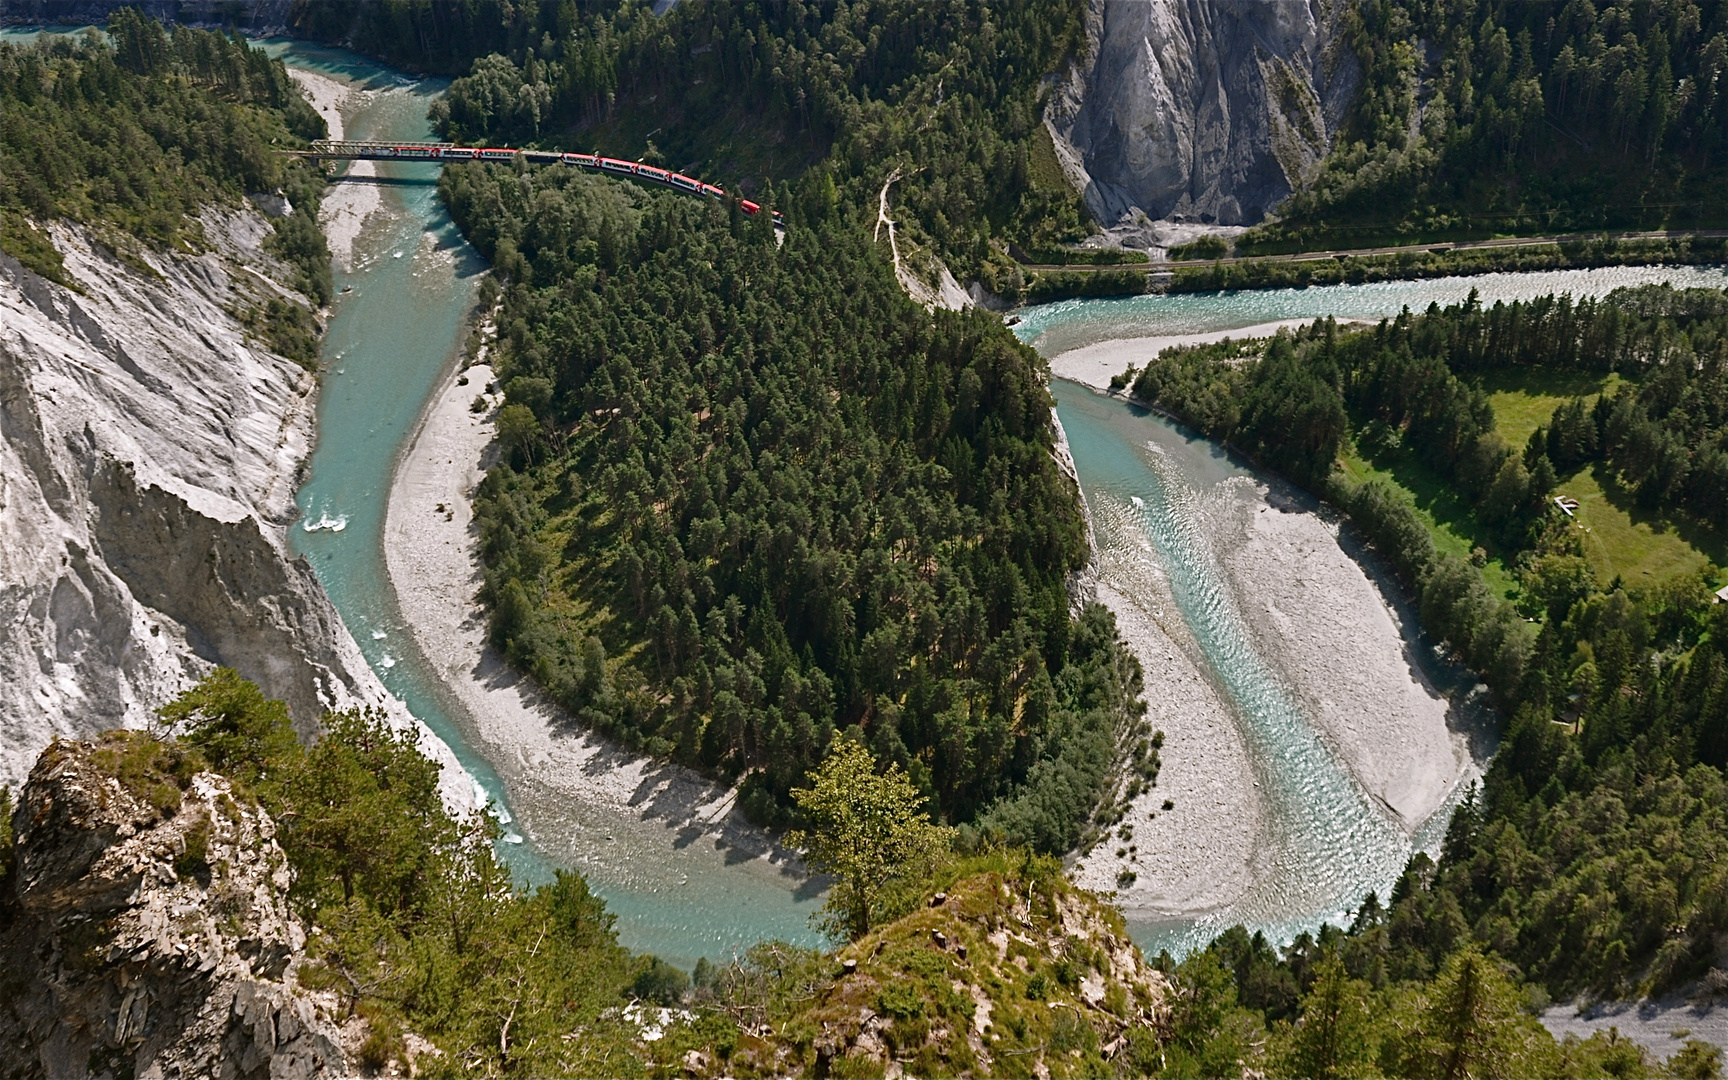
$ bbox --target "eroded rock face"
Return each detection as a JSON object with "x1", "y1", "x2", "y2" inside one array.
[
  {"x1": 0, "y1": 213, "x2": 467, "y2": 804},
  {"x1": 1048, "y1": 0, "x2": 1359, "y2": 229},
  {"x1": 0, "y1": 733, "x2": 345, "y2": 1079}
]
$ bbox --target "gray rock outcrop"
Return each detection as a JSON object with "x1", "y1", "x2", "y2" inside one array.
[
  {"x1": 0, "y1": 211, "x2": 471, "y2": 812},
  {"x1": 1048, "y1": 0, "x2": 1359, "y2": 231},
  {"x1": 0, "y1": 732, "x2": 345, "y2": 1078}
]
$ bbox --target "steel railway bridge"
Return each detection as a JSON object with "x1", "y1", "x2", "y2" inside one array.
[{"x1": 283, "y1": 140, "x2": 784, "y2": 225}]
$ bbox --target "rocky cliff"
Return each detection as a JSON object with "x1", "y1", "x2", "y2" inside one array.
[
  {"x1": 681, "y1": 863, "x2": 1171, "y2": 1078},
  {"x1": 0, "y1": 210, "x2": 465, "y2": 806},
  {"x1": 1048, "y1": 0, "x2": 1359, "y2": 237},
  {"x1": 0, "y1": 731, "x2": 344, "y2": 1078}
]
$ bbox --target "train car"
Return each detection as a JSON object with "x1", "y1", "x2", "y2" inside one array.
[
  {"x1": 562, "y1": 153, "x2": 598, "y2": 168},
  {"x1": 480, "y1": 148, "x2": 517, "y2": 162},
  {"x1": 670, "y1": 173, "x2": 701, "y2": 193},
  {"x1": 772, "y1": 211, "x2": 787, "y2": 227},
  {"x1": 600, "y1": 157, "x2": 634, "y2": 175},
  {"x1": 637, "y1": 165, "x2": 672, "y2": 185},
  {"x1": 701, "y1": 183, "x2": 725, "y2": 199},
  {"x1": 441, "y1": 147, "x2": 481, "y2": 160},
  {"x1": 740, "y1": 199, "x2": 761, "y2": 215},
  {"x1": 395, "y1": 146, "x2": 434, "y2": 159}
]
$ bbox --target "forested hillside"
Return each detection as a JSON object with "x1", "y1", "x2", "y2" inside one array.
[
  {"x1": 0, "y1": 13, "x2": 330, "y2": 357},
  {"x1": 444, "y1": 161, "x2": 1155, "y2": 840},
  {"x1": 1251, "y1": 0, "x2": 1728, "y2": 249},
  {"x1": 1126, "y1": 288, "x2": 1728, "y2": 1072},
  {"x1": 292, "y1": 0, "x2": 1090, "y2": 297}
]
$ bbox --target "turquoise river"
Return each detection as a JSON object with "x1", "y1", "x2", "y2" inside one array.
[
  {"x1": 270, "y1": 44, "x2": 1728, "y2": 964},
  {"x1": 20, "y1": 27, "x2": 1720, "y2": 966}
]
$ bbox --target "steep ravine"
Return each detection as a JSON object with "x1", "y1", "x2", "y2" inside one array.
[
  {"x1": 0, "y1": 210, "x2": 470, "y2": 809},
  {"x1": 1048, "y1": 0, "x2": 1358, "y2": 242}
]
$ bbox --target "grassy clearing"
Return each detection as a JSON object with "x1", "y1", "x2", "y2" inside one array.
[
  {"x1": 1473, "y1": 369, "x2": 1721, "y2": 586},
  {"x1": 1337, "y1": 445, "x2": 1520, "y2": 600},
  {"x1": 1555, "y1": 464, "x2": 1722, "y2": 586},
  {"x1": 1474, "y1": 367, "x2": 1623, "y2": 449}
]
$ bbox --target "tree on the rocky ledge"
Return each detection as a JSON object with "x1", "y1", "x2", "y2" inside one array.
[{"x1": 787, "y1": 739, "x2": 954, "y2": 940}]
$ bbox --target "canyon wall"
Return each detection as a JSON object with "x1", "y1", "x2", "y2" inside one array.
[
  {"x1": 0, "y1": 209, "x2": 462, "y2": 803},
  {"x1": 1048, "y1": 0, "x2": 1359, "y2": 233}
]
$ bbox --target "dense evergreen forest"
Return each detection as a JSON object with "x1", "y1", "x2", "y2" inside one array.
[
  {"x1": 1128, "y1": 287, "x2": 1728, "y2": 1073},
  {"x1": 1252, "y1": 0, "x2": 1728, "y2": 249},
  {"x1": 291, "y1": 0, "x2": 1728, "y2": 257},
  {"x1": 443, "y1": 160, "x2": 1156, "y2": 842},
  {"x1": 0, "y1": 14, "x2": 331, "y2": 356},
  {"x1": 291, "y1": 0, "x2": 1090, "y2": 296}
]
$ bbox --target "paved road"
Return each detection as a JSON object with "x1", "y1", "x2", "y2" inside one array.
[{"x1": 1019, "y1": 229, "x2": 1728, "y2": 274}]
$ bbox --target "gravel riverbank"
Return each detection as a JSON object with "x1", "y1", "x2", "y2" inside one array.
[
  {"x1": 1052, "y1": 325, "x2": 1488, "y2": 938},
  {"x1": 382, "y1": 359, "x2": 808, "y2": 897}
]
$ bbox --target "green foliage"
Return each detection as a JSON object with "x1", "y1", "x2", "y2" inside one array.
[
  {"x1": 1174, "y1": 235, "x2": 1728, "y2": 294},
  {"x1": 447, "y1": 163, "x2": 1145, "y2": 839},
  {"x1": 86, "y1": 730, "x2": 203, "y2": 820},
  {"x1": 1130, "y1": 288, "x2": 1728, "y2": 1073},
  {"x1": 1384, "y1": 945, "x2": 1558, "y2": 1079},
  {"x1": 277, "y1": 708, "x2": 456, "y2": 914},
  {"x1": 1170, "y1": 235, "x2": 1230, "y2": 260},
  {"x1": 1131, "y1": 328, "x2": 1347, "y2": 489},
  {"x1": 1270, "y1": 951, "x2": 1376, "y2": 1080},
  {"x1": 149, "y1": 672, "x2": 642, "y2": 1076},
  {"x1": 1020, "y1": 247, "x2": 1151, "y2": 266},
  {"x1": 0, "y1": 19, "x2": 330, "y2": 307},
  {"x1": 787, "y1": 740, "x2": 955, "y2": 941},
  {"x1": 648, "y1": 858, "x2": 1148, "y2": 1080},
  {"x1": 1024, "y1": 267, "x2": 1153, "y2": 304},
  {"x1": 1667, "y1": 1039, "x2": 1725, "y2": 1080},
  {"x1": 631, "y1": 955, "x2": 690, "y2": 1005},
  {"x1": 158, "y1": 666, "x2": 299, "y2": 790},
  {"x1": 974, "y1": 603, "x2": 1159, "y2": 855},
  {"x1": 1248, "y1": 0, "x2": 1728, "y2": 248},
  {"x1": 0, "y1": 785, "x2": 14, "y2": 897},
  {"x1": 1158, "y1": 947, "x2": 1267, "y2": 1079},
  {"x1": 0, "y1": 208, "x2": 69, "y2": 285},
  {"x1": 379, "y1": 0, "x2": 1089, "y2": 285}
]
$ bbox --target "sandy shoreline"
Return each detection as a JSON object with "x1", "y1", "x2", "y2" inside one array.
[
  {"x1": 1067, "y1": 568, "x2": 1266, "y2": 920},
  {"x1": 1209, "y1": 477, "x2": 1477, "y2": 829},
  {"x1": 1049, "y1": 319, "x2": 1323, "y2": 390},
  {"x1": 383, "y1": 358, "x2": 806, "y2": 893},
  {"x1": 1051, "y1": 319, "x2": 1486, "y2": 933},
  {"x1": 288, "y1": 68, "x2": 382, "y2": 272}
]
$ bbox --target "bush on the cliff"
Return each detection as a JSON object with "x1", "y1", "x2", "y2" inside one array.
[{"x1": 154, "y1": 671, "x2": 642, "y2": 1077}]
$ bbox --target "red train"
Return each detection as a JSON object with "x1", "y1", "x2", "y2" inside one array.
[{"x1": 376, "y1": 144, "x2": 785, "y2": 226}]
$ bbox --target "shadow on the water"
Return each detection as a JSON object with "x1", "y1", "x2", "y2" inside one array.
[{"x1": 329, "y1": 175, "x2": 443, "y2": 188}]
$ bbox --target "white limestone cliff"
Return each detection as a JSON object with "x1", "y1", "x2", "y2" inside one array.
[
  {"x1": 1048, "y1": 0, "x2": 1359, "y2": 239},
  {"x1": 0, "y1": 210, "x2": 470, "y2": 812}
]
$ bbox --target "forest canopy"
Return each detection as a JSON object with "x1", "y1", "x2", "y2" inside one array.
[
  {"x1": 0, "y1": 14, "x2": 332, "y2": 321},
  {"x1": 290, "y1": 0, "x2": 1091, "y2": 298},
  {"x1": 1253, "y1": 0, "x2": 1728, "y2": 247},
  {"x1": 444, "y1": 161, "x2": 1153, "y2": 841},
  {"x1": 1129, "y1": 288, "x2": 1728, "y2": 1022}
]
